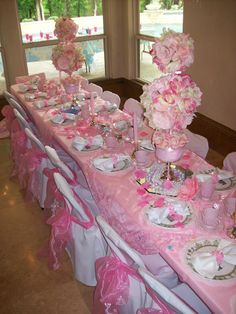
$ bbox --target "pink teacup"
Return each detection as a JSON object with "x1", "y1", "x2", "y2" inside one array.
[
  {"x1": 200, "y1": 178, "x2": 215, "y2": 200},
  {"x1": 135, "y1": 150, "x2": 148, "y2": 168},
  {"x1": 105, "y1": 136, "x2": 118, "y2": 149}
]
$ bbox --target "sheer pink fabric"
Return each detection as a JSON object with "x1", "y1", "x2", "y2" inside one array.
[
  {"x1": 10, "y1": 129, "x2": 28, "y2": 177},
  {"x1": 18, "y1": 148, "x2": 47, "y2": 201},
  {"x1": 45, "y1": 196, "x2": 94, "y2": 270},
  {"x1": 93, "y1": 255, "x2": 172, "y2": 314},
  {"x1": 1, "y1": 105, "x2": 15, "y2": 132},
  {"x1": 43, "y1": 167, "x2": 65, "y2": 219}
]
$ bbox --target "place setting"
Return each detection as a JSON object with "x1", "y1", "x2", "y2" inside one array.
[
  {"x1": 145, "y1": 197, "x2": 192, "y2": 229},
  {"x1": 185, "y1": 238, "x2": 236, "y2": 280},
  {"x1": 91, "y1": 153, "x2": 133, "y2": 174},
  {"x1": 72, "y1": 134, "x2": 104, "y2": 152}
]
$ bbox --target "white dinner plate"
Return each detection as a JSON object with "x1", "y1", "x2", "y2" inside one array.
[
  {"x1": 186, "y1": 239, "x2": 236, "y2": 280},
  {"x1": 92, "y1": 155, "x2": 132, "y2": 173}
]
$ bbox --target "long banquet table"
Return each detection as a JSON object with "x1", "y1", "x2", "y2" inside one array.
[{"x1": 11, "y1": 83, "x2": 236, "y2": 314}]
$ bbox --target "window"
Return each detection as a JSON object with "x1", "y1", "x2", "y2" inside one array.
[
  {"x1": 137, "y1": 0, "x2": 183, "y2": 82},
  {"x1": 17, "y1": 0, "x2": 106, "y2": 80}
]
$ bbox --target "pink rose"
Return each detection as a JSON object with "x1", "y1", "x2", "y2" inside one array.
[
  {"x1": 57, "y1": 56, "x2": 69, "y2": 70},
  {"x1": 151, "y1": 111, "x2": 173, "y2": 130}
]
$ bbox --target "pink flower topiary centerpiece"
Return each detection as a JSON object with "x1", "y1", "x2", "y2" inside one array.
[
  {"x1": 140, "y1": 29, "x2": 202, "y2": 162},
  {"x1": 51, "y1": 17, "x2": 84, "y2": 91}
]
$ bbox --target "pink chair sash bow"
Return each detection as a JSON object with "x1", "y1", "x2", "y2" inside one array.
[
  {"x1": 46, "y1": 194, "x2": 94, "y2": 270},
  {"x1": 43, "y1": 167, "x2": 65, "y2": 208},
  {"x1": 93, "y1": 256, "x2": 173, "y2": 314},
  {"x1": 18, "y1": 147, "x2": 47, "y2": 200},
  {"x1": 1, "y1": 105, "x2": 16, "y2": 132}
]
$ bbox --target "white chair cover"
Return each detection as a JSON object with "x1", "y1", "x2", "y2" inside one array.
[
  {"x1": 10, "y1": 98, "x2": 29, "y2": 120},
  {"x1": 87, "y1": 83, "x2": 103, "y2": 96},
  {"x1": 139, "y1": 267, "x2": 211, "y2": 314},
  {"x1": 223, "y1": 152, "x2": 236, "y2": 174},
  {"x1": 25, "y1": 127, "x2": 45, "y2": 152},
  {"x1": 24, "y1": 128, "x2": 51, "y2": 208},
  {"x1": 184, "y1": 129, "x2": 209, "y2": 159},
  {"x1": 95, "y1": 216, "x2": 179, "y2": 314},
  {"x1": 3, "y1": 90, "x2": 18, "y2": 103},
  {"x1": 13, "y1": 109, "x2": 34, "y2": 135},
  {"x1": 52, "y1": 142, "x2": 90, "y2": 189},
  {"x1": 53, "y1": 173, "x2": 107, "y2": 286},
  {"x1": 123, "y1": 98, "x2": 144, "y2": 117},
  {"x1": 101, "y1": 90, "x2": 121, "y2": 107},
  {"x1": 45, "y1": 145, "x2": 99, "y2": 216}
]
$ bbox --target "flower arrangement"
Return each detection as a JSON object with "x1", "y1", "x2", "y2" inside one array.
[
  {"x1": 141, "y1": 73, "x2": 202, "y2": 132},
  {"x1": 54, "y1": 17, "x2": 78, "y2": 42},
  {"x1": 52, "y1": 42, "x2": 84, "y2": 75},
  {"x1": 150, "y1": 29, "x2": 194, "y2": 74},
  {"x1": 153, "y1": 130, "x2": 188, "y2": 149},
  {"x1": 141, "y1": 30, "x2": 202, "y2": 152}
]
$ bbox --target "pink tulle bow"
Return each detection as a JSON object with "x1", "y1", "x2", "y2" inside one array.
[
  {"x1": 93, "y1": 256, "x2": 173, "y2": 314},
  {"x1": 43, "y1": 168, "x2": 65, "y2": 208},
  {"x1": 1, "y1": 105, "x2": 15, "y2": 131},
  {"x1": 46, "y1": 195, "x2": 94, "y2": 270},
  {"x1": 178, "y1": 176, "x2": 199, "y2": 200}
]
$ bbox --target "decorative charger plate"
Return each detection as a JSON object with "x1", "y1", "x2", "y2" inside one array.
[
  {"x1": 186, "y1": 239, "x2": 236, "y2": 280},
  {"x1": 92, "y1": 155, "x2": 132, "y2": 173},
  {"x1": 137, "y1": 163, "x2": 193, "y2": 197},
  {"x1": 146, "y1": 203, "x2": 192, "y2": 229}
]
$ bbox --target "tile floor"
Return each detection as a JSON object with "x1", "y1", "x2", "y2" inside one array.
[
  {"x1": 0, "y1": 138, "x2": 94, "y2": 314},
  {"x1": 0, "y1": 137, "x2": 224, "y2": 314}
]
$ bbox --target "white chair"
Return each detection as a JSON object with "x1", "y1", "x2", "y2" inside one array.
[
  {"x1": 87, "y1": 83, "x2": 103, "y2": 96},
  {"x1": 10, "y1": 98, "x2": 29, "y2": 121},
  {"x1": 45, "y1": 145, "x2": 99, "y2": 216},
  {"x1": 184, "y1": 129, "x2": 209, "y2": 159},
  {"x1": 13, "y1": 108, "x2": 32, "y2": 131},
  {"x1": 25, "y1": 127, "x2": 45, "y2": 152},
  {"x1": 138, "y1": 267, "x2": 211, "y2": 314},
  {"x1": 101, "y1": 90, "x2": 121, "y2": 108},
  {"x1": 52, "y1": 172, "x2": 107, "y2": 286},
  {"x1": 3, "y1": 90, "x2": 18, "y2": 103},
  {"x1": 95, "y1": 216, "x2": 179, "y2": 314},
  {"x1": 24, "y1": 128, "x2": 51, "y2": 208},
  {"x1": 123, "y1": 98, "x2": 144, "y2": 118},
  {"x1": 223, "y1": 152, "x2": 236, "y2": 174}
]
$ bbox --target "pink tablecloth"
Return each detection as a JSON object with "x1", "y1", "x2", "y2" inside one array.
[{"x1": 11, "y1": 84, "x2": 236, "y2": 314}]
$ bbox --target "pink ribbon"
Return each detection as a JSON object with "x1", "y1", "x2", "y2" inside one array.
[
  {"x1": 43, "y1": 168, "x2": 65, "y2": 209},
  {"x1": 93, "y1": 256, "x2": 173, "y2": 314},
  {"x1": 211, "y1": 249, "x2": 224, "y2": 266},
  {"x1": 18, "y1": 147, "x2": 47, "y2": 198},
  {"x1": 46, "y1": 193, "x2": 94, "y2": 270},
  {"x1": 1, "y1": 105, "x2": 15, "y2": 132}
]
